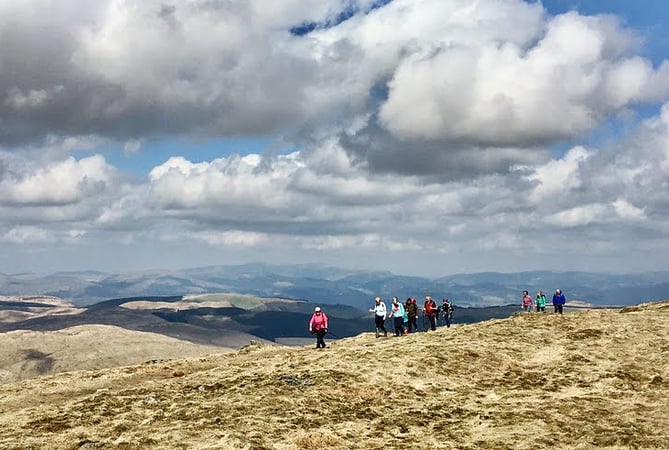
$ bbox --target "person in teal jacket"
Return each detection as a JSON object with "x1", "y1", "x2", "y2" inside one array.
[
  {"x1": 388, "y1": 296, "x2": 406, "y2": 336},
  {"x1": 535, "y1": 290, "x2": 547, "y2": 312}
]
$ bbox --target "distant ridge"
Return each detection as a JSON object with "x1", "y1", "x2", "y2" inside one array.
[{"x1": 1, "y1": 263, "x2": 667, "y2": 308}]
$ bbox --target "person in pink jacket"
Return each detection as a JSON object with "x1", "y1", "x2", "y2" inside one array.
[
  {"x1": 521, "y1": 291, "x2": 534, "y2": 312},
  {"x1": 309, "y1": 306, "x2": 329, "y2": 349}
]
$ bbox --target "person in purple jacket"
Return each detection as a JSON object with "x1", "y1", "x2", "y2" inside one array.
[{"x1": 552, "y1": 289, "x2": 566, "y2": 314}]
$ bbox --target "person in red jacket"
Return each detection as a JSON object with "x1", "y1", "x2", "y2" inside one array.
[
  {"x1": 423, "y1": 296, "x2": 438, "y2": 331},
  {"x1": 309, "y1": 306, "x2": 329, "y2": 349}
]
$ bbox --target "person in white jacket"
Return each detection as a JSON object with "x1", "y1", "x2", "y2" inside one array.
[{"x1": 369, "y1": 296, "x2": 388, "y2": 338}]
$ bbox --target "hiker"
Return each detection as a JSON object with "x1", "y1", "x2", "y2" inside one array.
[
  {"x1": 308, "y1": 306, "x2": 329, "y2": 349},
  {"x1": 402, "y1": 307, "x2": 409, "y2": 334},
  {"x1": 536, "y1": 290, "x2": 547, "y2": 312},
  {"x1": 405, "y1": 297, "x2": 419, "y2": 333},
  {"x1": 369, "y1": 296, "x2": 388, "y2": 338},
  {"x1": 441, "y1": 298, "x2": 454, "y2": 328},
  {"x1": 552, "y1": 289, "x2": 566, "y2": 314},
  {"x1": 388, "y1": 296, "x2": 406, "y2": 336},
  {"x1": 424, "y1": 296, "x2": 438, "y2": 331},
  {"x1": 522, "y1": 290, "x2": 534, "y2": 312}
]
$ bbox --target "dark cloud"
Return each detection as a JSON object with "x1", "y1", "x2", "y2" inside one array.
[{"x1": 337, "y1": 120, "x2": 550, "y2": 180}]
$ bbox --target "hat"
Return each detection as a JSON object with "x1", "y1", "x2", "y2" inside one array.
[{"x1": 314, "y1": 306, "x2": 321, "y2": 312}]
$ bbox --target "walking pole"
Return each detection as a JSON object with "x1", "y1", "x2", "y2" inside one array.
[{"x1": 370, "y1": 310, "x2": 377, "y2": 337}]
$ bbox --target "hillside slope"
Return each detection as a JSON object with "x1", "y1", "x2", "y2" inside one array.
[
  {"x1": 0, "y1": 324, "x2": 232, "y2": 384},
  {"x1": 0, "y1": 302, "x2": 667, "y2": 449}
]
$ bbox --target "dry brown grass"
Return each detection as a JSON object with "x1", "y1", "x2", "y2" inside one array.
[
  {"x1": 0, "y1": 302, "x2": 668, "y2": 449},
  {"x1": 0, "y1": 325, "x2": 230, "y2": 384}
]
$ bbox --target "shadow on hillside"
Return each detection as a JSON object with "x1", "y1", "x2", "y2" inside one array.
[
  {"x1": 0, "y1": 303, "x2": 372, "y2": 347},
  {"x1": 21, "y1": 349, "x2": 54, "y2": 375},
  {"x1": 0, "y1": 304, "x2": 250, "y2": 347}
]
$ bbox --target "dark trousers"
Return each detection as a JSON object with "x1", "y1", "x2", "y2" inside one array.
[
  {"x1": 393, "y1": 317, "x2": 405, "y2": 336},
  {"x1": 554, "y1": 304, "x2": 564, "y2": 314},
  {"x1": 444, "y1": 313, "x2": 452, "y2": 328},
  {"x1": 407, "y1": 315, "x2": 418, "y2": 332},
  {"x1": 428, "y1": 314, "x2": 437, "y2": 331},
  {"x1": 315, "y1": 329, "x2": 327, "y2": 348},
  {"x1": 374, "y1": 315, "x2": 387, "y2": 335}
]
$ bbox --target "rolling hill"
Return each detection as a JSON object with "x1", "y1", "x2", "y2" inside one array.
[
  {"x1": 0, "y1": 293, "x2": 371, "y2": 382},
  {"x1": 1, "y1": 293, "x2": 626, "y2": 384},
  {"x1": 0, "y1": 301, "x2": 667, "y2": 449}
]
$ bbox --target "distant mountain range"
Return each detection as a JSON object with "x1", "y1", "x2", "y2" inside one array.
[{"x1": 1, "y1": 263, "x2": 667, "y2": 309}]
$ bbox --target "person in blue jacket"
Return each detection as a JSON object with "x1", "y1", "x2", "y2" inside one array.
[
  {"x1": 388, "y1": 296, "x2": 406, "y2": 336},
  {"x1": 552, "y1": 289, "x2": 566, "y2": 314}
]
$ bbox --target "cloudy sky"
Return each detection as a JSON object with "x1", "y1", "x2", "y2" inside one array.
[{"x1": 1, "y1": 0, "x2": 668, "y2": 277}]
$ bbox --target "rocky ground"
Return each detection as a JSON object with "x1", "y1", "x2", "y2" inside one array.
[{"x1": 0, "y1": 301, "x2": 667, "y2": 449}]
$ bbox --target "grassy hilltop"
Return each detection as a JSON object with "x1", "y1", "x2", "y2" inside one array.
[{"x1": 1, "y1": 302, "x2": 668, "y2": 449}]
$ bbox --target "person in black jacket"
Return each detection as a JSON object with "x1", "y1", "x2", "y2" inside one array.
[
  {"x1": 405, "y1": 297, "x2": 418, "y2": 333},
  {"x1": 441, "y1": 298, "x2": 454, "y2": 328}
]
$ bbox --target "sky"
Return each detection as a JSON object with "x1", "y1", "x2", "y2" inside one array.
[{"x1": 1, "y1": 0, "x2": 669, "y2": 277}]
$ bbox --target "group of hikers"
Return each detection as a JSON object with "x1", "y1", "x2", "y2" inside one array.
[
  {"x1": 369, "y1": 296, "x2": 454, "y2": 338},
  {"x1": 308, "y1": 296, "x2": 455, "y2": 348},
  {"x1": 522, "y1": 288, "x2": 566, "y2": 314},
  {"x1": 308, "y1": 288, "x2": 567, "y2": 349}
]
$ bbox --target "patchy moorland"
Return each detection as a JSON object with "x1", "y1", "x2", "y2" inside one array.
[{"x1": 0, "y1": 302, "x2": 667, "y2": 449}]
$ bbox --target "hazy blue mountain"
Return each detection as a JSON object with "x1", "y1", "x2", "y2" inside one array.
[{"x1": 1, "y1": 263, "x2": 667, "y2": 309}]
